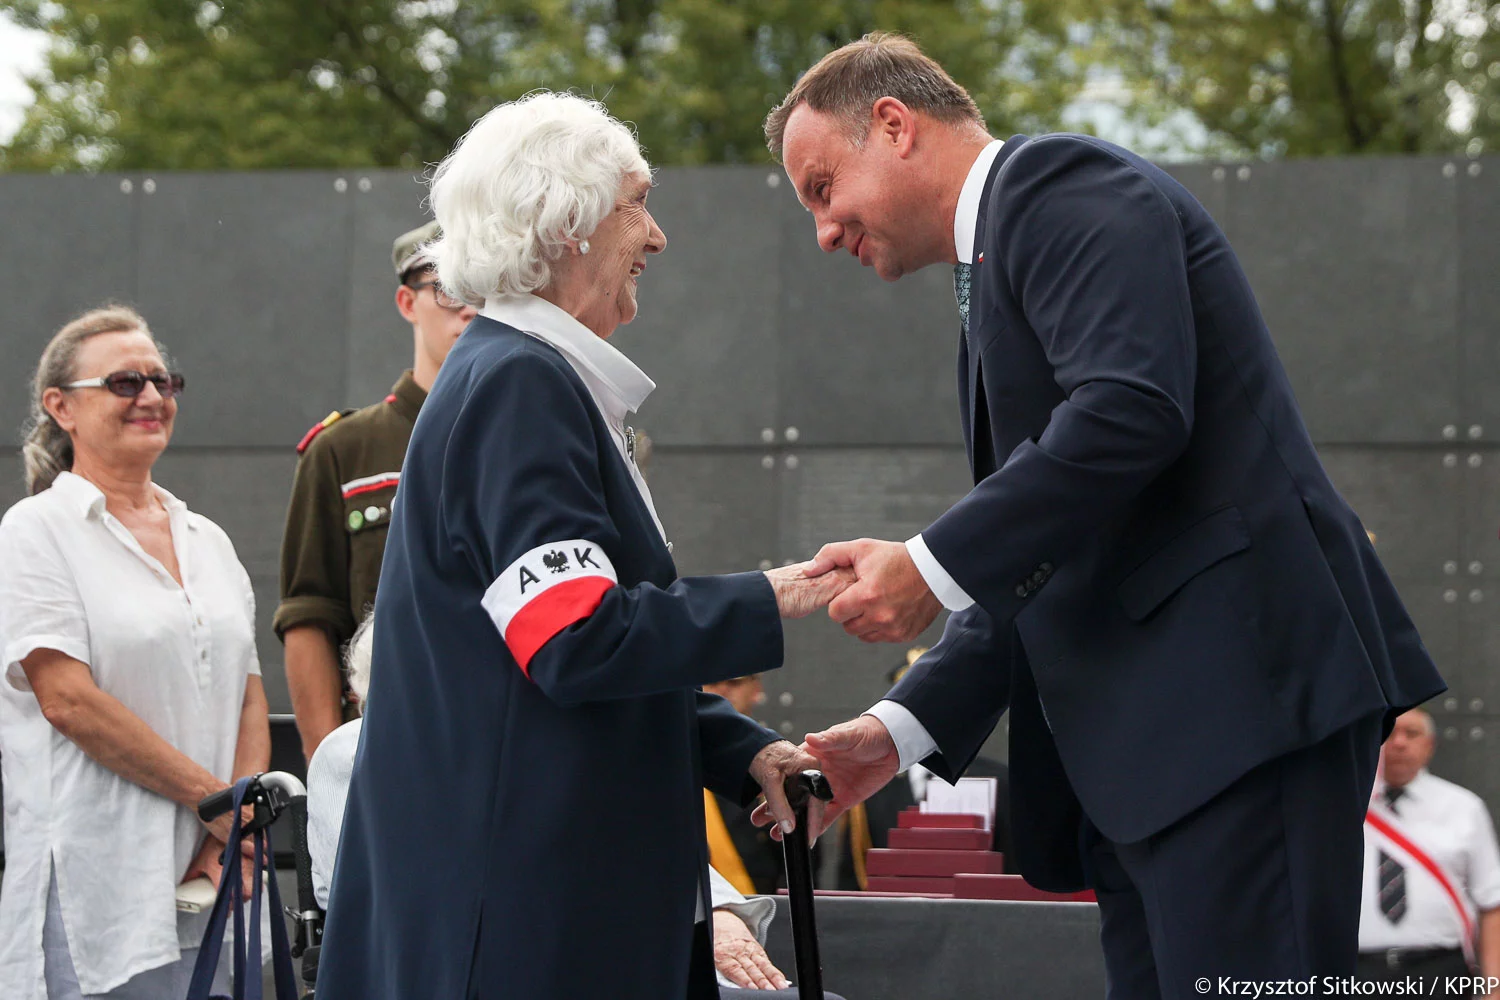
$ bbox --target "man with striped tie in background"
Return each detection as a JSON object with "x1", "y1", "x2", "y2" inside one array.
[{"x1": 1358, "y1": 708, "x2": 1500, "y2": 992}]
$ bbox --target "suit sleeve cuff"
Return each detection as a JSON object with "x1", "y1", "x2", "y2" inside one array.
[
  {"x1": 906, "y1": 534, "x2": 974, "y2": 612},
  {"x1": 865, "y1": 700, "x2": 939, "y2": 773}
]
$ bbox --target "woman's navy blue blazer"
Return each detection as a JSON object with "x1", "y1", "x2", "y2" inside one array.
[{"x1": 315, "y1": 317, "x2": 785, "y2": 1000}]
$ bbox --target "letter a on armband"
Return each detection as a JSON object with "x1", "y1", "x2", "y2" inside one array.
[{"x1": 481, "y1": 540, "x2": 618, "y2": 674}]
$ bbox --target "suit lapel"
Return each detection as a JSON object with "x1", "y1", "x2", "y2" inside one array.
[{"x1": 966, "y1": 324, "x2": 985, "y2": 477}]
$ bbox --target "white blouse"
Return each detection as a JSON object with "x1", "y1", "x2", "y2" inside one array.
[{"x1": 0, "y1": 472, "x2": 260, "y2": 999}]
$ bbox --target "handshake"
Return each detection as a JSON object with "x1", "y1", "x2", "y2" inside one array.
[
  {"x1": 748, "y1": 537, "x2": 950, "y2": 840},
  {"x1": 761, "y1": 537, "x2": 946, "y2": 643}
]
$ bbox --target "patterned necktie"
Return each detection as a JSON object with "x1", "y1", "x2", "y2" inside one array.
[
  {"x1": 1377, "y1": 849, "x2": 1407, "y2": 923},
  {"x1": 1376, "y1": 785, "x2": 1408, "y2": 923},
  {"x1": 953, "y1": 262, "x2": 972, "y2": 332}
]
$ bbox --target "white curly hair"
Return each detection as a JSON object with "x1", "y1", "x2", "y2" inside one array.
[
  {"x1": 425, "y1": 91, "x2": 651, "y2": 305},
  {"x1": 345, "y1": 612, "x2": 375, "y2": 713}
]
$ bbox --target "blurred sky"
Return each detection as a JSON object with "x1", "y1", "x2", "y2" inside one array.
[{"x1": 0, "y1": 12, "x2": 46, "y2": 144}]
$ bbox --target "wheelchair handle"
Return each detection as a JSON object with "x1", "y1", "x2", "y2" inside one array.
[{"x1": 197, "y1": 771, "x2": 308, "y2": 827}]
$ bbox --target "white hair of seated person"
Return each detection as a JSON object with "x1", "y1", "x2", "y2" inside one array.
[
  {"x1": 425, "y1": 91, "x2": 651, "y2": 305},
  {"x1": 344, "y1": 613, "x2": 375, "y2": 713}
]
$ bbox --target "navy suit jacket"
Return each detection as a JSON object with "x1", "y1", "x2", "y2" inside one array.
[
  {"x1": 316, "y1": 319, "x2": 784, "y2": 1000},
  {"x1": 888, "y1": 134, "x2": 1446, "y2": 889}
]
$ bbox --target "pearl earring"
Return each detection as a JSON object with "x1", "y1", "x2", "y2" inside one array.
[{"x1": 579, "y1": 240, "x2": 590, "y2": 255}]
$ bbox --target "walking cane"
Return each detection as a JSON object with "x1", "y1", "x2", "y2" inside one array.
[{"x1": 781, "y1": 769, "x2": 834, "y2": 1000}]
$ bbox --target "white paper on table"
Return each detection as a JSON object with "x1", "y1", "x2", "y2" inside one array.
[{"x1": 920, "y1": 776, "x2": 997, "y2": 832}]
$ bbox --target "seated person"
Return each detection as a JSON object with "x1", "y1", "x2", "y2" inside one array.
[
  {"x1": 712, "y1": 865, "x2": 844, "y2": 996},
  {"x1": 311, "y1": 618, "x2": 844, "y2": 996},
  {"x1": 307, "y1": 614, "x2": 374, "y2": 909}
]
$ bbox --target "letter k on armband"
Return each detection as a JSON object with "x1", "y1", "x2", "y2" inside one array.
[{"x1": 482, "y1": 539, "x2": 618, "y2": 673}]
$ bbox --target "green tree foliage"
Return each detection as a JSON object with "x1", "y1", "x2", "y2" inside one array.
[
  {"x1": 0, "y1": 0, "x2": 1084, "y2": 171},
  {"x1": 1072, "y1": 0, "x2": 1500, "y2": 157}
]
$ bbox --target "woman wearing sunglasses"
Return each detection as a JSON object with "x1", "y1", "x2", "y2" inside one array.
[{"x1": 0, "y1": 305, "x2": 271, "y2": 1000}]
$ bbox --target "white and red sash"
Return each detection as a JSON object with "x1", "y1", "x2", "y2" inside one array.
[
  {"x1": 482, "y1": 540, "x2": 617, "y2": 673},
  {"x1": 1365, "y1": 802, "x2": 1477, "y2": 964}
]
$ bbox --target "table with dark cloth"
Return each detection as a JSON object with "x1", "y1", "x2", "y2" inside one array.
[
  {"x1": 266, "y1": 869, "x2": 1106, "y2": 998},
  {"x1": 761, "y1": 895, "x2": 1104, "y2": 1000}
]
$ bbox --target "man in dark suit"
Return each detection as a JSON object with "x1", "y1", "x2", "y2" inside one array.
[{"x1": 759, "y1": 32, "x2": 1447, "y2": 997}]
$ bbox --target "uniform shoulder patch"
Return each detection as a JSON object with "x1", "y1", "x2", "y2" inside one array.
[{"x1": 296, "y1": 409, "x2": 354, "y2": 454}]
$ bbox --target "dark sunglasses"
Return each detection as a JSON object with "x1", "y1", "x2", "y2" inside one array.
[{"x1": 61, "y1": 370, "x2": 186, "y2": 399}]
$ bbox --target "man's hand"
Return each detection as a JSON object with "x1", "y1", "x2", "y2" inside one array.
[
  {"x1": 764, "y1": 561, "x2": 856, "y2": 619},
  {"x1": 799, "y1": 715, "x2": 904, "y2": 837},
  {"x1": 747, "y1": 740, "x2": 824, "y2": 837},
  {"x1": 805, "y1": 539, "x2": 942, "y2": 642},
  {"x1": 712, "y1": 909, "x2": 790, "y2": 990}
]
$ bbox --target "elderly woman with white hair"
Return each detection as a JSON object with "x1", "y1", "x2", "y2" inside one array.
[{"x1": 315, "y1": 93, "x2": 850, "y2": 1000}]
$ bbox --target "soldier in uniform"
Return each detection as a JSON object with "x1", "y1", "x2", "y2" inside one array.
[{"x1": 274, "y1": 220, "x2": 477, "y2": 760}]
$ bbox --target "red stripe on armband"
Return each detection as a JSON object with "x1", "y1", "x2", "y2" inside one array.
[
  {"x1": 481, "y1": 539, "x2": 619, "y2": 677},
  {"x1": 504, "y1": 576, "x2": 615, "y2": 674}
]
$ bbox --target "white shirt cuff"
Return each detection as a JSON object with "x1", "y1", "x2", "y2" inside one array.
[
  {"x1": 865, "y1": 700, "x2": 939, "y2": 773},
  {"x1": 906, "y1": 534, "x2": 974, "y2": 612}
]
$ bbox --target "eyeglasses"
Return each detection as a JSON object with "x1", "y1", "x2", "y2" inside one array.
[
  {"x1": 61, "y1": 370, "x2": 186, "y2": 399},
  {"x1": 406, "y1": 279, "x2": 467, "y2": 311}
]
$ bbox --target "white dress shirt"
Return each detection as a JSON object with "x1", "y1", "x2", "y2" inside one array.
[
  {"x1": 1359, "y1": 770, "x2": 1500, "y2": 951},
  {"x1": 872, "y1": 139, "x2": 1004, "y2": 770},
  {"x1": 0, "y1": 472, "x2": 261, "y2": 999},
  {"x1": 307, "y1": 718, "x2": 363, "y2": 910}
]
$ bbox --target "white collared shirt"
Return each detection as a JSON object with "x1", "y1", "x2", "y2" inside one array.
[
  {"x1": 0, "y1": 472, "x2": 261, "y2": 999},
  {"x1": 480, "y1": 294, "x2": 668, "y2": 544},
  {"x1": 875, "y1": 140, "x2": 1004, "y2": 768},
  {"x1": 953, "y1": 139, "x2": 1005, "y2": 268},
  {"x1": 307, "y1": 717, "x2": 363, "y2": 910},
  {"x1": 1359, "y1": 770, "x2": 1500, "y2": 951}
]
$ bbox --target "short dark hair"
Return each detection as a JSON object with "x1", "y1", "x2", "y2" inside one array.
[
  {"x1": 764, "y1": 32, "x2": 983, "y2": 161},
  {"x1": 400, "y1": 263, "x2": 436, "y2": 287}
]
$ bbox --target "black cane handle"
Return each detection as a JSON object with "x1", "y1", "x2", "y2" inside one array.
[{"x1": 783, "y1": 769, "x2": 833, "y2": 811}]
